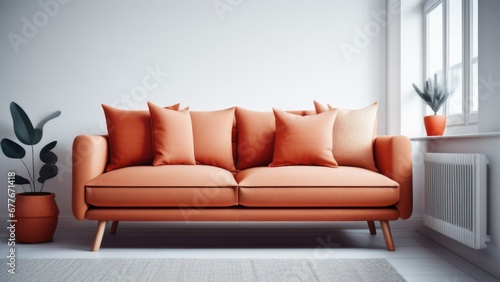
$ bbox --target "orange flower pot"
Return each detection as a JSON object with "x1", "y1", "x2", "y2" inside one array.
[
  {"x1": 423, "y1": 115, "x2": 446, "y2": 136},
  {"x1": 14, "y1": 192, "x2": 59, "y2": 243}
]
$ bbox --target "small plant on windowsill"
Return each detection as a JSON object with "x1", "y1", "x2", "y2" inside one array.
[
  {"x1": 412, "y1": 73, "x2": 454, "y2": 136},
  {"x1": 1, "y1": 102, "x2": 61, "y2": 243}
]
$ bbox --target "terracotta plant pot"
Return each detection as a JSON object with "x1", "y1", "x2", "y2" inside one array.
[
  {"x1": 14, "y1": 192, "x2": 59, "y2": 243},
  {"x1": 423, "y1": 115, "x2": 446, "y2": 136}
]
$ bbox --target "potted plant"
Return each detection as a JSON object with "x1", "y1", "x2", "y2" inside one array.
[
  {"x1": 1, "y1": 102, "x2": 61, "y2": 243},
  {"x1": 412, "y1": 73, "x2": 453, "y2": 136}
]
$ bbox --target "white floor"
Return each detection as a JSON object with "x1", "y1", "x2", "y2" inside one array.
[{"x1": 1, "y1": 222, "x2": 498, "y2": 282}]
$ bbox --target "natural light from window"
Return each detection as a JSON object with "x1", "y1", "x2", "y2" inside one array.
[
  {"x1": 424, "y1": 0, "x2": 478, "y2": 126},
  {"x1": 427, "y1": 4, "x2": 443, "y2": 82},
  {"x1": 471, "y1": 0, "x2": 478, "y2": 113},
  {"x1": 448, "y1": 0, "x2": 463, "y2": 115}
]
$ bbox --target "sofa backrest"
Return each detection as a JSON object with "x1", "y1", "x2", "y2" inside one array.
[
  {"x1": 232, "y1": 116, "x2": 238, "y2": 166},
  {"x1": 232, "y1": 109, "x2": 316, "y2": 169},
  {"x1": 99, "y1": 103, "x2": 378, "y2": 173}
]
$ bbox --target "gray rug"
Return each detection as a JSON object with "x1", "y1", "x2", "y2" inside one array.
[{"x1": 1, "y1": 258, "x2": 406, "y2": 282}]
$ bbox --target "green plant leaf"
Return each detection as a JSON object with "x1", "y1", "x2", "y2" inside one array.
[
  {"x1": 40, "y1": 141, "x2": 58, "y2": 164},
  {"x1": 1, "y1": 138, "x2": 26, "y2": 159},
  {"x1": 32, "y1": 111, "x2": 61, "y2": 145},
  {"x1": 413, "y1": 73, "x2": 451, "y2": 115},
  {"x1": 33, "y1": 128, "x2": 43, "y2": 146},
  {"x1": 10, "y1": 102, "x2": 36, "y2": 145},
  {"x1": 15, "y1": 175, "x2": 31, "y2": 185},
  {"x1": 35, "y1": 111, "x2": 61, "y2": 130},
  {"x1": 38, "y1": 164, "x2": 58, "y2": 184},
  {"x1": 40, "y1": 151, "x2": 58, "y2": 165}
]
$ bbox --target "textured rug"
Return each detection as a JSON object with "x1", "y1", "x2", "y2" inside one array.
[{"x1": 1, "y1": 258, "x2": 406, "y2": 282}]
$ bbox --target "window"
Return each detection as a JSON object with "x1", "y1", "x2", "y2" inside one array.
[{"x1": 424, "y1": 0, "x2": 478, "y2": 126}]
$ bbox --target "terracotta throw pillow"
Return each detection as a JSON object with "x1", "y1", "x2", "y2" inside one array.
[
  {"x1": 102, "y1": 103, "x2": 180, "y2": 171},
  {"x1": 147, "y1": 102, "x2": 195, "y2": 165},
  {"x1": 235, "y1": 107, "x2": 276, "y2": 169},
  {"x1": 314, "y1": 101, "x2": 378, "y2": 171},
  {"x1": 190, "y1": 108, "x2": 236, "y2": 172},
  {"x1": 269, "y1": 108, "x2": 338, "y2": 168}
]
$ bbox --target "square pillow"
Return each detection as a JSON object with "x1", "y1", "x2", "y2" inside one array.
[
  {"x1": 148, "y1": 102, "x2": 195, "y2": 165},
  {"x1": 269, "y1": 108, "x2": 338, "y2": 167},
  {"x1": 190, "y1": 108, "x2": 236, "y2": 172},
  {"x1": 235, "y1": 107, "x2": 276, "y2": 169},
  {"x1": 102, "y1": 103, "x2": 180, "y2": 171},
  {"x1": 314, "y1": 101, "x2": 378, "y2": 171}
]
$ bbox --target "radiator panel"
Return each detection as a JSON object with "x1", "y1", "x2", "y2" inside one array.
[{"x1": 423, "y1": 153, "x2": 489, "y2": 249}]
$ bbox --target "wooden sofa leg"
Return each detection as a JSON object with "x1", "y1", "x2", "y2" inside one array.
[
  {"x1": 367, "y1": 221, "x2": 376, "y2": 235},
  {"x1": 110, "y1": 221, "x2": 119, "y2": 234},
  {"x1": 380, "y1": 220, "x2": 395, "y2": 251},
  {"x1": 91, "y1": 221, "x2": 107, "y2": 252}
]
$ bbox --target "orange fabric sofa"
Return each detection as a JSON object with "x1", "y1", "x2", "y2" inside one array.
[{"x1": 72, "y1": 103, "x2": 412, "y2": 251}]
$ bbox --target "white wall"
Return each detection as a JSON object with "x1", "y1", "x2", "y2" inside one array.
[
  {"x1": 478, "y1": 0, "x2": 500, "y2": 133},
  {"x1": 0, "y1": 0, "x2": 388, "y2": 223},
  {"x1": 399, "y1": 0, "x2": 425, "y2": 138},
  {"x1": 387, "y1": 0, "x2": 426, "y2": 137},
  {"x1": 386, "y1": 0, "x2": 402, "y2": 135}
]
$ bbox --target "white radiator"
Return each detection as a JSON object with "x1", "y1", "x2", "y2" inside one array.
[{"x1": 423, "y1": 153, "x2": 489, "y2": 249}]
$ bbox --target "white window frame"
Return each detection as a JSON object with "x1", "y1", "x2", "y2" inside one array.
[{"x1": 423, "y1": 0, "x2": 478, "y2": 127}]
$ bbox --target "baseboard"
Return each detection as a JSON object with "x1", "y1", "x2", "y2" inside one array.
[{"x1": 419, "y1": 226, "x2": 500, "y2": 280}]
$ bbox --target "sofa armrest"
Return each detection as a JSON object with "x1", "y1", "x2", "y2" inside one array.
[
  {"x1": 374, "y1": 135, "x2": 413, "y2": 219},
  {"x1": 72, "y1": 135, "x2": 109, "y2": 220}
]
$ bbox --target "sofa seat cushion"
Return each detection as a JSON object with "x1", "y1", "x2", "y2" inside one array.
[
  {"x1": 235, "y1": 166, "x2": 399, "y2": 207},
  {"x1": 85, "y1": 165, "x2": 238, "y2": 207}
]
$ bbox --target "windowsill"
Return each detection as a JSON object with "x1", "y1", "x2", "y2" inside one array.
[{"x1": 410, "y1": 132, "x2": 500, "y2": 141}]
